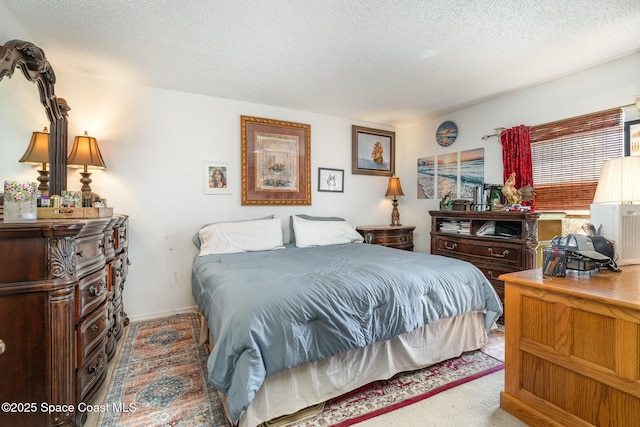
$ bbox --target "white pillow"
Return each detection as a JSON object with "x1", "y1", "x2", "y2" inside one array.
[
  {"x1": 198, "y1": 218, "x2": 284, "y2": 256},
  {"x1": 292, "y1": 215, "x2": 364, "y2": 248}
]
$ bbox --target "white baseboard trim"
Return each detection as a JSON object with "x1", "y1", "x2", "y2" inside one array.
[{"x1": 127, "y1": 305, "x2": 199, "y2": 323}]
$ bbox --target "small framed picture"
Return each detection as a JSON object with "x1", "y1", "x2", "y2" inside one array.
[
  {"x1": 318, "y1": 168, "x2": 344, "y2": 192},
  {"x1": 624, "y1": 119, "x2": 640, "y2": 156},
  {"x1": 203, "y1": 161, "x2": 231, "y2": 194}
]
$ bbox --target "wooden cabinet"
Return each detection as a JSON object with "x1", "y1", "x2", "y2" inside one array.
[
  {"x1": 0, "y1": 215, "x2": 129, "y2": 426},
  {"x1": 429, "y1": 210, "x2": 539, "y2": 317},
  {"x1": 356, "y1": 225, "x2": 415, "y2": 251},
  {"x1": 499, "y1": 267, "x2": 640, "y2": 426}
]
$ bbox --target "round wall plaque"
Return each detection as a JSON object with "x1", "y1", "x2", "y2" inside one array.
[{"x1": 436, "y1": 121, "x2": 458, "y2": 147}]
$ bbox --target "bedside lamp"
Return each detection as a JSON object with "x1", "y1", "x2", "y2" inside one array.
[
  {"x1": 19, "y1": 127, "x2": 50, "y2": 194},
  {"x1": 385, "y1": 176, "x2": 405, "y2": 226},
  {"x1": 67, "y1": 131, "x2": 106, "y2": 206},
  {"x1": 593, "y1": 156, "x2": 640, "y2": 204},
  {"x1": 591, "y1": 156, "x2": 640, "y2": 265}
]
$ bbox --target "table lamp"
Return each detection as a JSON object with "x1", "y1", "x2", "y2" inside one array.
[
  {"x1": 19, "y1": 127, "x2": 50, "y2": 194},
  {"x1": 66, "y1": 131, "x2": 106, "y2": 206},
  {"x1": 385, "y1": 176, "x2": 405, "y2": 226},
  {"x1": 591, "y1": 156, "x2": 640, "y2": 265}
]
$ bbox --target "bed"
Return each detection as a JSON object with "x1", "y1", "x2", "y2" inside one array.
[{"x1": 191, "y1": 215, "x2": 503, "y2": 427}]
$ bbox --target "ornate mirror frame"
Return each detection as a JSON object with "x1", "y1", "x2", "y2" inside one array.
[{"x1": 0, "y1": 39, "x2": 69, "y2": 195}]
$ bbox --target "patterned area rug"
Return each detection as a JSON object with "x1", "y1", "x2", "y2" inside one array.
[
  {"x1": 99, "y1": 313, "x2": 227, "y2": 426},
  {"x1": 100, "y1": 313, "x2": 503, "y2": 427}
]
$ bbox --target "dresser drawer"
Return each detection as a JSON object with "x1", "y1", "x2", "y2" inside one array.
[
  {"x1": 78, "y1": 268, "x2": 108, "y2": 319},
  {"x1": 103, "y1": 227, "x2": 116, "y2": 260},
  {"x1": 78, "y1": 345, "x2": 107, "y2": 402},
  {"x1": 75, "y1": 233, "x2": 106, "y2": 277},
  {"x1": 474, "y1": 263, "x2": 520, "y2": 302},
  {"x1": 115, "y1": 223, "x2": 128, "y2": 250},
  {"x1": 78, "y1": 301, "x2": 109, "y2": 363},
  {"x1": 433, "y1": 236, "x2": 522, "y2": 266}
]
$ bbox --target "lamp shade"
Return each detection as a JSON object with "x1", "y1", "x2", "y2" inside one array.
[
  {"x1": 592, "y1": 156, "x2": 640, "y2": 204},
  {"x1": 19, "y1": 127, "x2": 50, "y2": 166},
  {"x1": 385, "y1": 176, "x2": 405, "y2": 197},
  {"x1": 67, "y1": 131, "x2": 106, "y2": 169}
]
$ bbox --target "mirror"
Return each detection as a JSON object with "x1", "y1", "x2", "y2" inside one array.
[{"x1": 0, "y1": 39, "x2": 69, "y2": 195}]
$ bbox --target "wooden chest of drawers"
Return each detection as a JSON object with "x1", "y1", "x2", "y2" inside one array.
[
  {"x1": 356, "y1": 225, "x2": 415, "y2": 251},
  {"x1": 429, "y1": 210, "x2": 539, "y2": 318},
  {"x1": 0, "y1": 215, "x2": 129, "y2": 426}
]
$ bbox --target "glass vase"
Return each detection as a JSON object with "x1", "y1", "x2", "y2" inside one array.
[{"x1": 3, "y1": 181, "x2": 37, "y2": 222}]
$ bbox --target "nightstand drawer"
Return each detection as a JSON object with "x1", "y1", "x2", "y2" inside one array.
[{"x1": 356, "y1": 225, "x2": 415, "y2": 251}]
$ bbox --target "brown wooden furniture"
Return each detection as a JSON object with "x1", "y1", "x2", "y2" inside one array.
[
  {"x1": 0, "y1": 216, "x2": 129, "y2": 426},
  {"x1": 499, "y1": 266, "x2": 640, "y2": 426},
  {"x1": 356, "y1": 225, "x2": 415, "y2": 251},
  {"x1": 429, "y1": 210, "x2": 540, "y2": 316}
]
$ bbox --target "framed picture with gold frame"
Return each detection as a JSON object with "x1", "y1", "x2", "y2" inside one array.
[
  {"x1": 352, "y1": 125, "x2": 395, "y2": 176},
  {"x1": 241, "y1": 115, "x2": 311, "y2": 205}
]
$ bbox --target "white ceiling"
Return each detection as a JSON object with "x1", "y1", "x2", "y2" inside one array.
[{"x1": 4, "y1": 0, "x2": 640, "y2": 126}]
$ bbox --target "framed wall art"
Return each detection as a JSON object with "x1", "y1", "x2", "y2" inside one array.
[
  {"x1": 318, "y1": 167, "x2": 344, "y2": 192},
  {"x1": 352, "y1": 125, "x2": 395, "y2": 176},
  {"x1": 624, "y1": 119, "x2": 640, "y2": 157},
  {"x1": 203, "y1": 160, "x2": 231, "y2": 194},
  {"x1": 241, "y1": 115, "x2": 311, "y2": 205}
]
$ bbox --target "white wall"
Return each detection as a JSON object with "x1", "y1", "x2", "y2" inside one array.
[{"x1": 400, "y1": 52, "x2": 640, "y2": 253}]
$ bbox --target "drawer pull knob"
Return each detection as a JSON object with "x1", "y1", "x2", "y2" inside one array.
[
  {"x1": 0, "y1": 339, "x2": 5, "y2": 355},
  {"x1": 88, "y1": 354, "x2": 106, "y2": 374},
  {"x1": 91, "y1": 324, "x2": 99, "y2": 332},
  {"x1": 89, "y1": 284, "x2": 105, "y2": 297},
  {"x1": 444, "y1": 242, "x2": 457, "y2": 250},
  {"x1": 488, "y1": 248, "x2": 509, "y2": 258}
]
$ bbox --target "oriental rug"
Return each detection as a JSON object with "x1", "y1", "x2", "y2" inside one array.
[
  {"x1": 98, "y1": 313, "x2": 227, "y2": 426},
  {"x1": 99, "y1": 313, "x2": 503, "y2": 427}
]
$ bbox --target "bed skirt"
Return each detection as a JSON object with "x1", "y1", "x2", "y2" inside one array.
[{"x1": 200, "y1": 310, "x2": 488, "y2": 427}]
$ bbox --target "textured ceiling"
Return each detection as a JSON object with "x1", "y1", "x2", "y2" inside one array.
[{"x1": 4, "y1": 0, "x2": 640, "y2": 125}]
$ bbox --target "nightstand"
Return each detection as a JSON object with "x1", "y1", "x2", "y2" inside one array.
[{"x1": 356, "y1": 225, "x2": 415, "y2": 251}]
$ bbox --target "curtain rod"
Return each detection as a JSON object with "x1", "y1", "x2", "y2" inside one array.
[
  {"x1": 483, "y1": 100, "x2": 639, "y2": 142},
  {"x1": 481, "y1": 127, "x2": 506, "y2": 140}
]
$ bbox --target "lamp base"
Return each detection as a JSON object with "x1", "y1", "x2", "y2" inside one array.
[
  {"x1": 390, "y1": 197, "x2": 401, "y2": 227},
  {"x1": 36, "y1": 169, "x2": 49, "y2": 195},
  {"x1": 78, "y1": 171, "x2": 93, "y2": 207}
]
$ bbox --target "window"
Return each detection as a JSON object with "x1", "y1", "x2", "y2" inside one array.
[{"x1": 530, "y1": 108, "x2": 623, "y2": 211}]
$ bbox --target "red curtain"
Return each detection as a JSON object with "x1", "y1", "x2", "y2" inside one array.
[{"x1": 500, "y1": 125, "x2": 534, "y2": 209}]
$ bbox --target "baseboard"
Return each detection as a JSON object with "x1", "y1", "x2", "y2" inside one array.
[{"x1": 127, "y1": 305, "x2": 199, "y2": 323}]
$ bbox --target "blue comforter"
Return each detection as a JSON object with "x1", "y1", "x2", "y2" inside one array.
[{"x1": 191, "y1": 243, "x2": 502, "y2": 424}]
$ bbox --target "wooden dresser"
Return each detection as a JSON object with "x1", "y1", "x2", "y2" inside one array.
[
  {"x1": 429, "y1": 210, "x2": 540, "y2": 316},
  {"x1": 499, "y1": 266, "x2": 640, "y2": 426},
  {"x1": 356, "y1": 225, "x2": 415, "y2": 251},
  {"x1": 0, "y1": 216, "x2": 129, "y2": 426}
]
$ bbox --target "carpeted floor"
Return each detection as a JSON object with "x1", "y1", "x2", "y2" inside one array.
[{"x1": 95, "y1": 314, "x2": 517, "y2": 427}]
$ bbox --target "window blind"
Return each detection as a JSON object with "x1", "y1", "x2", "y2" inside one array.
[{"x1": 530, "y1": 108, "x2": 623, "y2": 211}]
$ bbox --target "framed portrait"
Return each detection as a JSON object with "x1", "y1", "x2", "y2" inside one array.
[
  {"x1": 241, "y1": 115, "x2": 311, "y2": 205},
  {"x1": 318, "y1": 168, "x2": 344, "y2": 192},
  {"x1": 352, "y1": 125, "x2": 395, "y2": 176},
  {"x1": 624, "y1": 119, "x2": 640, "y2": 157},
  {"x1": 203, "y1": 160, "x2": 231, "y2": 194}
]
